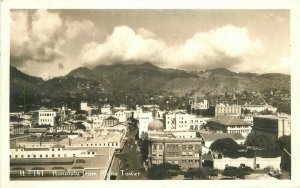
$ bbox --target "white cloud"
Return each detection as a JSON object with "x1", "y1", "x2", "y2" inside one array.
[
  {"x1": 80, "y1": 26, "x2": 166, "y2": 67},
  {"x1": 11, "y1": 10, "x2": 63, "y2": 63},
  {"x1": 10, "y1": 11, "x2": 30, "y2": 58},
  {"x1": 80, "y1": 25, "x2": 264, "y2": 71},
  {"x1": 65, "y1": 20, "x2": 95, "y2": 39}
]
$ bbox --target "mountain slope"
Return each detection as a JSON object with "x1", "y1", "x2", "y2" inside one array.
[{"x1": 10, "y1": 63, "x2": 291, "y2": 105}]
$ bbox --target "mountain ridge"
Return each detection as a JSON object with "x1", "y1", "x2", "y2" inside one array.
[{"x1": 10, "y1": 62, "x2": 291, "y2": 99}]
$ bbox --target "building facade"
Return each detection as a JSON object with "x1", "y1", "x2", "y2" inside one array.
[
  {"x1": 206, "y1": 115, "x2": 252, "y2": 137},
  {"x1": 215, "y1": 104, "x2": 241, "y2": 116},
  {"x1": 37, "y1": 110, "x2": 57, "y2": 126},
  {"x1": 253, "y1": 114, "x2": 291, "y2": 138},
  {"x1": 147, "y1": 137, "x2": 203, "y2": 171}
]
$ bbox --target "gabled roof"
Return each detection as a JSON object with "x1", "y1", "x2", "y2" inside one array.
[
  {"x1": 209, "y1": 115, "x2": 250, "y2": 126},
  {"x1": 200, "y1": 133, "x2": 245, "y2": 142},
  {"x1": 104, "y1": 116, "x2": 118, "y2": 121}
]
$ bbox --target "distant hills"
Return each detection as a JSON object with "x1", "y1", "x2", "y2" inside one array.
[{"x1": 10, "y1": 62, "x2": 290, "y2": 111}]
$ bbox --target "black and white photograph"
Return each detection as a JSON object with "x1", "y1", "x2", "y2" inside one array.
[{"x1": 1, "y1": 0, "x2": 300, "y2": 187}]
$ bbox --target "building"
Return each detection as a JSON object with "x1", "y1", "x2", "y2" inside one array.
[
  {"x1": 114, "y1": 111, "x2": 127, "y2": 122},
  {"x1": 102, "y1": 116, "x2": 119, "y2": 127},
  {"x1": 146, "y1": 121, "x2": 203, "y2": 170},
  {"x1": 147, "y1": 135, "x2": 203, "y2": 171},
  {"x1": 10, "y1": 146, "x2": 115, "y2": 180},
  {"x1": 165, "y1": 113, "x2": 211, "y2": 131},
  {"x1": 213, "y1": 156, "x2": 281, "y2": 170},
  {"x1": 253, "y1": 114, "x2": 291, "y2": 138},
  {"x1": 36, "y1": 110, "x2": 57, "y2": 126},
  {"x1": 199, "y1": 133, "x2": 246, "y2": 148},
  {"x1": 101, "y1": 105, "x2": 111, "y2": 114},
  {"x1": 206, "y1": 115, "x2": 252, "y2": 137},
  {"x1": 80, "y1": 102, "x2": 89, "y2": 111},
  {"x1": 215, "y1": 104, "x2": 241, "y2": 116},
  {"x1": 138, "y1": 112, "x2": 153, "y2": 136},
  {"x1": 241, "y1": 104, "x2": 277, "y2": 113},
  {"x1": 191, "y1": 99, "x2": 209, "y2": 110},
  {"x1": 10, "y1": 124, "x2": 25, "y2": 135},
  {"x1": 56, "y1": 122, "x2": 76, "y2": 133}
]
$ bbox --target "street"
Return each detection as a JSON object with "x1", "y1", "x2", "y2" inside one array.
[{"x1": 113, "y1": 125, "x2": 147, "y2": 180}]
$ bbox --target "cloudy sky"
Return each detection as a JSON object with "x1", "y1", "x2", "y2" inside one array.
[{"x1": 10, "y1": 9, "x2": 290, "y2": 80}]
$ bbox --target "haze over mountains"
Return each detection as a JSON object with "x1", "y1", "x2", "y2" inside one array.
[{"x1": 10, "y1": 62, "x2": 290, "y2": 99}]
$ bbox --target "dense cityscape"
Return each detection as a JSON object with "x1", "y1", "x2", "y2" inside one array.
[{"x1": 10, "y1": 96, "x2": 291, "y2": 180}]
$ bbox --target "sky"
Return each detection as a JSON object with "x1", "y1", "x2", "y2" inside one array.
[{"x1": 10, "y1": 9, "x2": 290, "y2": 80}]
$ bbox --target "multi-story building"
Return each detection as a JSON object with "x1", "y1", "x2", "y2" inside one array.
[
  {"x1": 215, "y1": 104, "x2": 241, "y2": 117},
  {"x1": 165, "y1": 113, "x2": 211, "y2": 131},
  {"x1": 138, "y1": 112, "x2": 154, "y2": 136},
  {"x1": 147, "y1": 133, "x2": 202, "y2": 171},
  {"x1": 253, "y1": 114, "x2": 291, "y2": 138},
  {"x1": 206, "y1": 115, "x2": 252, "y2": 137},
  {"x1": 102, "y1": 116, "x2": 119, "y2": 127},
  {"x1": 36, "y1": 110, "x2": 57, "y2": 126}
]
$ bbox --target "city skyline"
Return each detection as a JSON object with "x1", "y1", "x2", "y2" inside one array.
[{"x1": 10, "y1": 9, "x2": 290, "y2": 80}]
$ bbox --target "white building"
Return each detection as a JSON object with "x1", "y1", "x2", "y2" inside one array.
[
  {"x1": 191, "y1": 99, "x2": 209, "y2": 110},
  {"x1": 138, "y1": 112, "x2": 153, "y2": 136},
  {"x1": 206, "y1": 115, "x2": 252, "y2": 138},
  {"x1": 215, "y1": 104, "x2": 241, "y2": 116},
  {"x1": 37, "y1": 110, "x2": 56, "y2": 126},
  {"x1": 114, "y1": 111, "x2": 127, "y2": 122},
  {"x1": 165, "y1": 113, "x2": 211, "y2": 131},
  {"x1": 80, "y1": 102, "x2": 89, "y2": 111},
  {"x1": 101, "y1": 105, "x2": 111, "y2": 114}
]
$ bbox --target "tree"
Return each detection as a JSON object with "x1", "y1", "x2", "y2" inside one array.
[
  {"x1": 210, "y1": 138, "x2": 239, "y2": 157},
  {"x1": 222, "y1": 166, "x2": 252, "y2": 179},
  {"x1": 138, "y1": 133, "x2": 149, "y2": 162},
  {"x1": 245, "y1": 132, "x2": 277, "y2": 151},
  {"x1": 148, "y1": 163, "x2": 180, "y2": 180}
]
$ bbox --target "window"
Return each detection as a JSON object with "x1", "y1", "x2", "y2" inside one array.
[
  {"x1": 64, "y1": 154, "x2": 67, "y2": 157},
  {"x1": 182, "y1": 160, "x2": 186, "y2": 163},
  {"x1": 73, "y1": 154, "x2": 76, "y2": 157},
  {"x1": 33, "y1": 155, "x2": 36, "y2": 158},
  {"x1": 27, "y1": 155, "x2": 30, "y2": 158},
  {"x1": 52, "y1": 148, "x2": 54, "y2": 151},
  {"x1": 188, "y1": 145, "x2": 193, "y2": 149},
  {"x1": 58, "y1": 149, "x2": 60, "y2": 151},
  {"x1": 182, "y1": 145, "x2": 186, "y2": 149},
  {"x1": 46, "y1": 154, "x2": 48, "y2": 158},
  {"x1": 58, "y1": 154, "x2": 60, "y2": 158},
  {"x1": 52, "y1": 154, "x2": 55, "y2": 157},
  {"x1": 40, "y1": 154, "x2": 42, "y2": 158}
]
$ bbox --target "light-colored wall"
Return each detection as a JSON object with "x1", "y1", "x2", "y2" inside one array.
[{"x1": 213, "y1": 157, "x2": 281, "y2": 170}]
